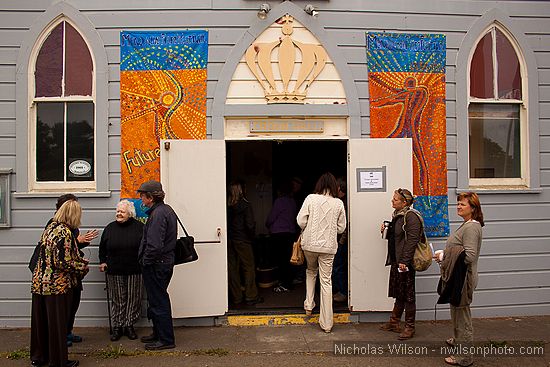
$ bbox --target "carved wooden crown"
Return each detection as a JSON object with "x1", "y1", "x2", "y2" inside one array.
[{"x1": 245, "y1": 15, "x2": 327, "y2": 104}]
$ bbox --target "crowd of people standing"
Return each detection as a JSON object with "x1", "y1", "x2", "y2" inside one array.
[
  {"x1": 30, "y1": 180, "x2": 179, "y2": 367},
  {"x1": 28, "y1": 175, "x2": 484, "y2": 367}
]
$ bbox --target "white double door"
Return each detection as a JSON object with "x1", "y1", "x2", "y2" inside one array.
[{"x1": 160, "y1": 138, "x2": 412, "y2": 318}]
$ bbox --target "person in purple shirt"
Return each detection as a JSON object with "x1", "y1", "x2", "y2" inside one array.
[{"x1": 266, "y1": 179, "x2": 298, "y2": 293}]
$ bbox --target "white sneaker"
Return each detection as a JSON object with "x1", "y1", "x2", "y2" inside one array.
[{"x1": 273, "y1": 285, "x2": 290, "y2": 293}]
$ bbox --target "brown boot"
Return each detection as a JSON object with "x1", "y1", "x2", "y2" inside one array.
[
  {"x1": 379, "y1": 302, "x2": 404, "y2": 333},
  {"x1": 398, "y1": 304, "x2": 415, "y2": 340}
]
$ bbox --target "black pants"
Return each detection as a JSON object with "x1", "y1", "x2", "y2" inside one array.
[
  {"x1": 142, "y1": 263, "x2": 175, "y2": 345},
  {"x1": 332, "y1": 241, "x2": 348, "y2": 295},
  {"x1": 272, "y1": 232, "x2": 295, "y2": 289},
  {"x1": 30, "y1": 289, "x2": 73, "y2": 367},
  {"x1": 67, "y1": 283, "x2": 82, "y2": 334}
]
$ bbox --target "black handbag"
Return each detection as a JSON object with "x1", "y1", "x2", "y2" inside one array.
[
  {"x1": 175, "y1": 215, "x2": 198, "y2": 265},
  {"x1": 28, "y1": 242, "x2": 41, "y2": 272}
]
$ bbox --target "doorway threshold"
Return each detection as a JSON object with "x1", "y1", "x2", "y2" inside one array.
[{"x1": 222, "y1": 311, "x2": 354, "y2": 327}]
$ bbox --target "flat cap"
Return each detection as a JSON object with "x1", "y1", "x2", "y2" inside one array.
[{"x1": 137, "y1": 180, "x2": 163, "y2": 193}]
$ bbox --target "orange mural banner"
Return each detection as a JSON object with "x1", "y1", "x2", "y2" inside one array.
[
  {"x1": 367, "y1": 32, "x2": 449, "y2": 237},
  {"x1": 120, "y1": 31, "x2": 208, "y2": 200}
]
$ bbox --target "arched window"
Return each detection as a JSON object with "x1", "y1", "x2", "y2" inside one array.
[
  {"x1": 30, "y1": 20, "x2": 95, "y2": 190},
  {"x1": 468, "y1": 25, "x2": 526, "y2": 186}
]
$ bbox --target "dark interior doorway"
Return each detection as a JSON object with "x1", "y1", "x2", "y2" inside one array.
[{"x1": 226, "y1": 140, "x2": 348, "y2": 314}]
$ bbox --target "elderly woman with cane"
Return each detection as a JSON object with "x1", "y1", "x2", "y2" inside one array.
[{"x1": 99, "y1": 200, "x2": 144, "y2": 341}]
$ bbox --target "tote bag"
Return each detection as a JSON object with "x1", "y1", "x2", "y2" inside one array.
[
  {"x1": 289, "y1": 232, "x2": 304, "y2": 266},
  {"x1": 175, "y1": 215, "x2": 198, "y2": 265}
]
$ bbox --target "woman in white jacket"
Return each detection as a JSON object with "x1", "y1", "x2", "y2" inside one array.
[{"x1": 297, "y1": 172, "x2": 346, "y2": 333}]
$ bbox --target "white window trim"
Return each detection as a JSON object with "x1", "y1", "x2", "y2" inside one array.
[
  {"x1": 28, "y1": 18, "x2": 97, "y2": 192},
  {"x1": 467, "y1": 24, "x2": 529, "y2": 188}
]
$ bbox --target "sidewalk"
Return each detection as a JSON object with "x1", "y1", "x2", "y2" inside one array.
[{"x1": 1, "y1": 315, "x2": 548, "y2": 366}]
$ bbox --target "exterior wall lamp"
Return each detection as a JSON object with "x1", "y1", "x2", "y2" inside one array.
[
  {"x1": 257, "y1": 3, "x2": 271, "y2": 19},
  {"x1": 304, "y1": 4, "x2": 319, "y2": 17}
]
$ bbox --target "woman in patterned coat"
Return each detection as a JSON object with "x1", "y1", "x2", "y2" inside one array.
[{"x1": 30, "y1": 200, "x2": 89, "y2": 367}]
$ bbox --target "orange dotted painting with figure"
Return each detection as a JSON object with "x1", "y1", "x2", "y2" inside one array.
[
  {"x1": 120, "y1": 31, "x2": 208, "y2": 199},
  {"x1": 369, "y1": 72, "x2": 447, "y2": 195},
  {"x1": 367, "y1": 32, "x2": 449, "y2": 237}
]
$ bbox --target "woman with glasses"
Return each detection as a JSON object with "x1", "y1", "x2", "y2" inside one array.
[{"x1": 380, "y1": 188, "x2": 422, "y2": 340}]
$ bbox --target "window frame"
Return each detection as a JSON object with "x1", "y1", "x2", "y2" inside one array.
[
  {"x1": 28, "y1": 19, "x2": 97, "y2": 192},
  {"x1": 455, "y1": 9, "x2": 540, "y2": 194},
  {"x1": 15, "y1": 3, "x2": 110, "y2": 197},
  {"x1": 467, "y1": 25, "x2": 528, "y2": 188}
]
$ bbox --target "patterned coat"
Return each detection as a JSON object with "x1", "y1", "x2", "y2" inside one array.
[{"x1": 31, "y1": 221, "x2": 89, "y2": 295}]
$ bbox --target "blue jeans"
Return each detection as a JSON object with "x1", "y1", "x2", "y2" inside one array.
[
  {"x1": 332, "y1": 241, "x2": 348, "y2": 295},
  {"x1": 142, "y1": 263, "x2": 175, "y2": 345}
]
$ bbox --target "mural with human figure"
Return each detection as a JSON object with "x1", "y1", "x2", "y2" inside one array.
[{"x1": 367, "y1": 32, "x2": 449, "y2": 237}]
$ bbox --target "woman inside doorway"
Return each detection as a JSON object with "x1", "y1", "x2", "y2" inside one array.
[
  {"x1": 227, "y1": 181, "x2": 263, "y2": 306},
  {"x1": 266, "y1": 179, "x2": 298, "y2": 293},
  {"x1": 297, "y1": 172, "x2": 346, "y2": 333}
]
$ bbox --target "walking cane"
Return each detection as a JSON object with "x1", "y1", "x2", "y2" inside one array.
[{"x1": 104, "y1": 272, "x2": 112, "y2": 335}]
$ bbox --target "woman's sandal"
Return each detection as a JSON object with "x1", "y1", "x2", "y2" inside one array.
[
  {"x1": 444, "y1": 356, "x2": 459, "y2": 366},
  {"x1": 444, "y1": 355, "x2": 473, "y2": 366}
]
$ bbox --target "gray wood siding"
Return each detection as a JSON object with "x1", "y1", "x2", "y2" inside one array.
[{"x1": 0, "y1": 0, "x2": 549, "y2": 326}]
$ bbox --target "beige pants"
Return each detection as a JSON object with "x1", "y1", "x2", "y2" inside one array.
[
  {"x1": 450, "y1": 304, "x2": 474, "y2": 366},
  {"x1": 303, "y1": 250, "x2": 335, "y2": 332}
]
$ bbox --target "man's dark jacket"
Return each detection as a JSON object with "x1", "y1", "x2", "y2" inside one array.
[{"x1": 139, "y1": 202, "x2": 177, "y2": 266}]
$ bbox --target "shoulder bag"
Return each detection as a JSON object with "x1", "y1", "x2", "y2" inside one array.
[
  {"x1": 175, "y1": 215, "x2": 198, "y2": 265},
  {"x1": 28, "y1": 242, "x2": 41, "y2": 272},
  {"x1": 404, "y1": 209, "x2": 433, "y2": 272},
  {"x1": 290, "y1": 231, "x2": 304, "y2": 266}
]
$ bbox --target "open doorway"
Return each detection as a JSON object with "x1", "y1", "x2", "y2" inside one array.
[{"x1": 226, "y1": 140, "x2": 348, "y2": 313}]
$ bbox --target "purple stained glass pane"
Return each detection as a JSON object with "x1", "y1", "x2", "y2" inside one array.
[
  {"x1": 470, "y1": 32, "x2": 493, "y2": 99},
  {"x1": 65, "y1": 23, "x2": 93, "y2": 96},
  {"x1": 496, "y1": 29, "x2": 521, "y2": 100},
  {"x1": 35, "y1": 23, "x2": 63, "y2": 97}
]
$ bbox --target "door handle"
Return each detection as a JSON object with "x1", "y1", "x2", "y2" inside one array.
[{"x1": 194, "y1": 227, "x2": 223, "y2": 244}]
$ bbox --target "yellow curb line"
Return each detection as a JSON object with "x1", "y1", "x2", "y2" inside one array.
[{"x1": 226, "y1": 313, "x2": 351, "y2": 326}]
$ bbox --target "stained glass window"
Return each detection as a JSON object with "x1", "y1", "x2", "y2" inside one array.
[
  {"x1": 33, "y1": 21, "x2": 94, "y2": 184},
  {"x1": 468, "y1": 26, "x2": 524, "y2": 183}
]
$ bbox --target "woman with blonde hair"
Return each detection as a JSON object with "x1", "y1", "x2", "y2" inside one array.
[
  {"x1": 99, "y1": 200, "x2": 144, "y2": 341},
  {"x1": 379, "y1": 188, "x2": 423, "y2": 340},
  {"x1": 30, "y1": 200, "x2": 89, "y2": 367}
]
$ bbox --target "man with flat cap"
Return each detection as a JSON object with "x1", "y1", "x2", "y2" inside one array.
[{"x1": 137, "y1": 180, "x2": 177, "y2": 350}]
